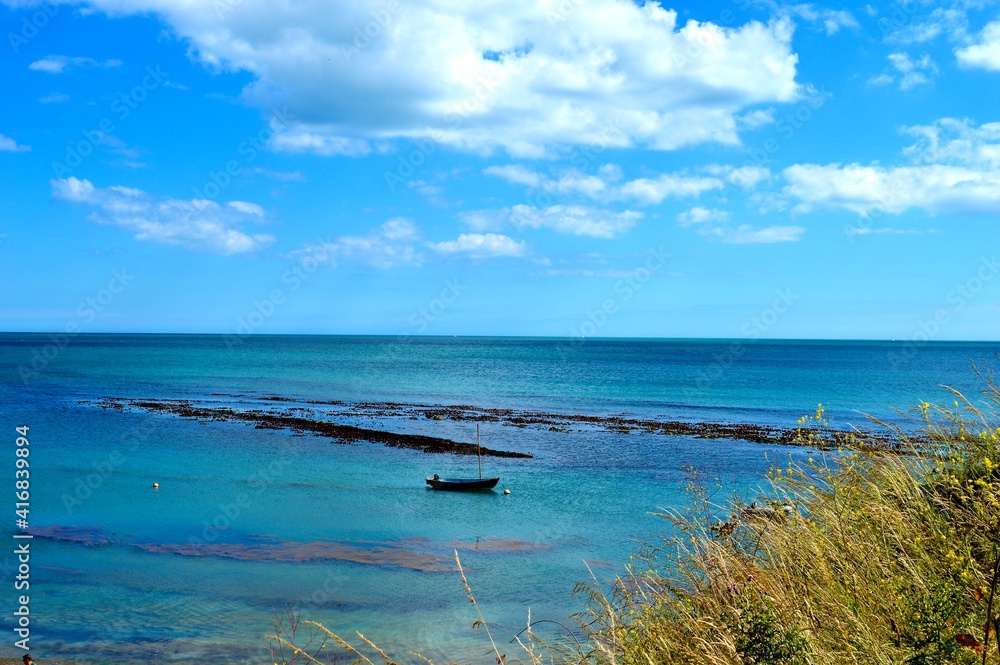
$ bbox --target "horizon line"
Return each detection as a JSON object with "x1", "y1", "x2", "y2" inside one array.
[{"x1": 1, "y1": 331, "x2": 999, "y2": 344}]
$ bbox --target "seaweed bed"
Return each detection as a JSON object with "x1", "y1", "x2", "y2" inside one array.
[
  {"x1": 93, "y1": 397, "x2": 533, "y2": 458},
  {"x1": 91, "y1": 396, "x2": 907, "y2": 457}
]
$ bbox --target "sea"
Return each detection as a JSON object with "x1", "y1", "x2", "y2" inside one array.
[{"x1": 1, "y1": 334, "x2": 998, "y2": 664}]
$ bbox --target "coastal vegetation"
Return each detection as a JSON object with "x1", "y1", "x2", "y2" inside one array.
[{"x1": 267, "y1": 372, "x2": 1000, "y2": 664}]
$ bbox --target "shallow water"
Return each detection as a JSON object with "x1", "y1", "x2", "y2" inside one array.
[{"x1": 2, "y1": 334, "x2": 997, "y2": 663}]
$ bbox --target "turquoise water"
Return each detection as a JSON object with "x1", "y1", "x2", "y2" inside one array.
[{"x1": 2, "y1": 334, "x2": 999, "y2": 663}]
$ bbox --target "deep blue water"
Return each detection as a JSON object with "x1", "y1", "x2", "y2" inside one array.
[{"x1": 1, "y1": 334, "x2": 998, "y2": 663}]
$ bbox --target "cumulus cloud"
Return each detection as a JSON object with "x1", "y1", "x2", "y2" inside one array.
[
  {"x1": 957, "y1": 19, "x2": 1000, "y2": 71},
  {"x1": 0, "y1": 133, "x2": 30, "y2": 152},
  {"x1": 29, "y1": 55, "x2": 122, "y2": 74},
  {"x1": 463, "y1": 205, "x2": 642, "y2": 239},
  {"x1": 50, "y1": 177, "x2": 275, "y2": 254},
  {"x1": 783, "y1": 118, "x2": 1000, "y2": 217},
  {"x1": 430, "y1": 233, "x2": 526, "y2": 258},
  {"x1": 50, "y1": 0, "x2": 801, "y2": 157}
]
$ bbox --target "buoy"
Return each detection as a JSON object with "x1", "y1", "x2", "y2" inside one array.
[
  {"x1": 152, "y1": 482, "x2": 159, "y2": 489},
  {"x1": 503, "y1": 488, "x2": 510, "y2": 495}
]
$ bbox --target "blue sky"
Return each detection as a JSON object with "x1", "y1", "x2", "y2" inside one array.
[{"x1": 2, "y1": 0, "x2": 1000, "y2": 339}]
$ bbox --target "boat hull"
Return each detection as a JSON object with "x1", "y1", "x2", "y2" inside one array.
[{"x1": 426, "y1": 477, "x2": 500, "y2": 491}]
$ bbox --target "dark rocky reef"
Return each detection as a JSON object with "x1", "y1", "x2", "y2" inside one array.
[{"x1": 94, "y1": 397, "x2": 533, "y2": 458}]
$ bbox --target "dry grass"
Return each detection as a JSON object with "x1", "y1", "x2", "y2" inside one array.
[{"x1": 582, "y1": 378, "x2": 1000, "y2": 665}]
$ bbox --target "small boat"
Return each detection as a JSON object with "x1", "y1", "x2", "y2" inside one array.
[
  {"x1": 425, "y1": 475, "x2": 500, "y2": 491},
  {"x1": 426, "y1": 424, "x2": 500, "y2": 491}
]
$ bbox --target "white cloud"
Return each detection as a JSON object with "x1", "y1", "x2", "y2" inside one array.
[
  {"x1": 291, "y1": 219, "x2": 528, "y2": 267},
  {"x1": 51, "y1": 176, "x2": 96, "y2": 202},
  {"x1": 484, "y1": 163, "x2": 723, "y2": 204},
  {"x1": 902, "y1": 117, "x2": 1000, "y2": 168},
  {"x1": 785, "y1": 5, "x2": 859, "y2": 35},
  {"x1": 227, "y1": 201, "x2": 266, "y2": 217},
  {"x1": 407, "y1": 180, "x2": 444, "y2": 199},
  {"x1": 100, "y1": 134, "x2": 146, "y2": 168},
  {"x1": 784, "y1": 118, "x2": 1000, "y2": 216},
  {"x1": 267, "y1": 125, "x2": 371, "y2": 157},
  {"x1": 39, "y1": 92, "x2": 70, "y2": 103},
  {"x1": 957, "y1": 19, "x2": 1000, "y2": 70},
  {"x1": 50, "y1": 177, "x2": 275, "y2": 254},
  {"x1": 511, "y1": 205, "x2": 642, "y2": 238},
  {"x1": 618, "y1": 173, "x2": 723, "y2": 204},
  {"x1": 892, "y1": 52, "x2": 938, "y2": 89},
  {"x1": 480, "y1": 162, "x2": 767, "y2": 240},
  {"x1": 483, "y1": 164, "x2": 544, "y2": 188},
  {"x1": 515, "y1": 205, "x2": 641, "y2": 238},
  {"x1": 0, "y1": 134, "x2": 30, "y2": 152},
  {"x1": 705, "y1": 224, "x2": 805, "y2": 243},
  {"x1": 726, "y1": 165, "x2": 771, "y2": 188},
  {"x1": 55, "y1": 0, "x2": 801, "y2": 157},
  {"x1": 675, "y1": 205, "x2": 801, "y2": 243},
  {"x1": 820, "y1": 9, "x2": 859, "y2": 35},
  {"x1": 784, "y1": 163, "x2": 1000, "y2": 215},
  {"x1": 29, "y1": 58, "x2": 70, "y2": 74},
  {"x1": 676, "y1": 206, "x2": 730, "y2": 226},
  {"x1": 843, "y1": 227, "x2": 936, "y2": 237},
  {"x1": 884, "y1": 7, "x2": 968, "y2": 45},
  {"x1": 459, "y1": 209, "x2": 504, "y2": 232},
  {"x1": 28, "y1": 55, "x2": 122, "y2": 74},
  {"x1": 462, "y1": 204, "x2": 641, "y2": 238},
  {"x1": 538, "y1": 165, "x2": 621, "y2": 199},
  {"x1": 737, "y1": 108, "x2": 776, "y2": 129},
  {"x1": 289, "y1": 218, "x2": 424, "y2": 269},
  {"x1": 242, "y1": 167, "x2": 305, "y2": 182},
  {"x1": 869, "y1": 52, "x2": 938, "y2": 89},
  {"x1": 430, "y1": 233, "x2": 526, "y2": 258},
  {"x1": 544, "y1": 268, "x2": 646, "y2": 277}
]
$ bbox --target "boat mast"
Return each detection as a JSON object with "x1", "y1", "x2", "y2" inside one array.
[{"x1": 477, "y1": 423, "x2": 482, "y2": 480}]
